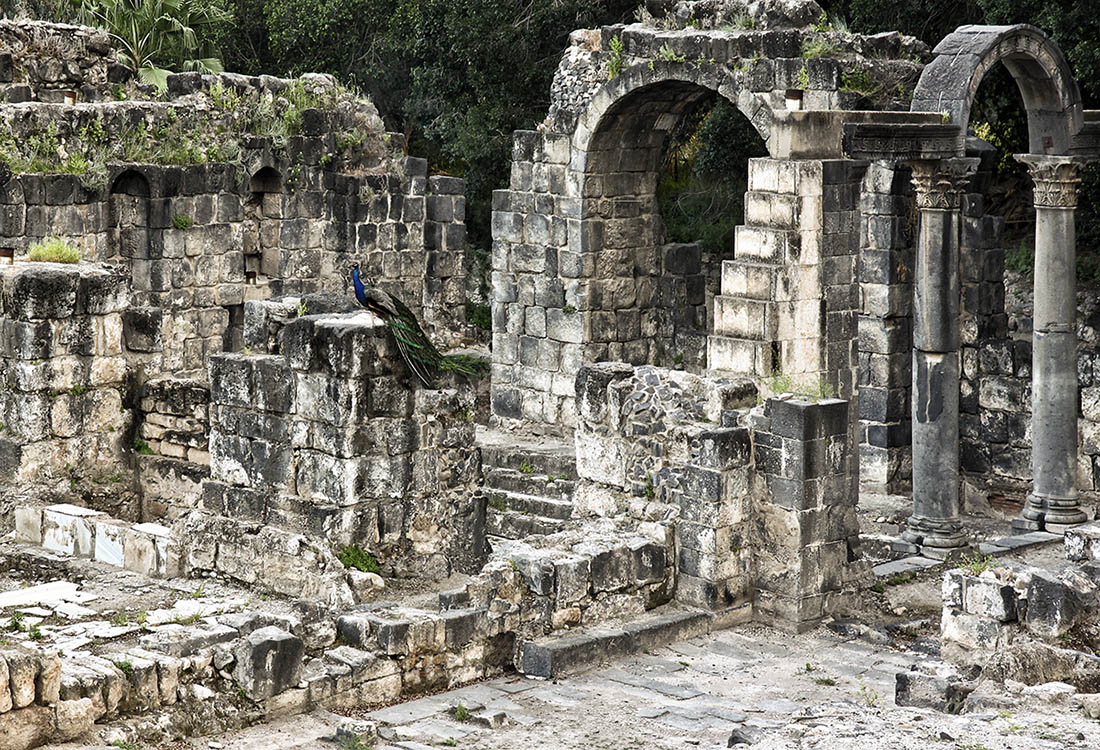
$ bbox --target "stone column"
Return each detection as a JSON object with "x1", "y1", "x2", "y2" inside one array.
[
  {"x1": 899, "y1": 158, "x2": 979, "y2": 559},
  {"x1": 1014, "y1": 155, "x2": 1088, "y2": 534}
]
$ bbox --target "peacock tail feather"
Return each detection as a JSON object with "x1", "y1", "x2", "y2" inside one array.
[{"x1": 352, "y1": 264, "x2": 485, "y2": 387}]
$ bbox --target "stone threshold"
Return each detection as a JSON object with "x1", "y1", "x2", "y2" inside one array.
[{"x1": 872, "y1": 530, "x2": 1062, "y2": 578}]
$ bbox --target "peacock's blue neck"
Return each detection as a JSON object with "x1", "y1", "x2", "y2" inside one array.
[{"x1": 352, "y1": 267, "x2": 368, "y2": 304}]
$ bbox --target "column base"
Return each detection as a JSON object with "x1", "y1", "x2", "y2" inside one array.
[
  {"x1": 1012, "y1": 493, "x2": 1089, "y2": 534},
  {"x1": 902, "y1": 515, "x2": 969, "y2": 559},
  {"x1": 1011, "y1": 517, "x2": 1044, "y2": 533}
]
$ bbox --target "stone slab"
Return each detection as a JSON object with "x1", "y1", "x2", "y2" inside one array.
[{"x1": 872, "y1": 557, "x2": 940, "y2": 577}]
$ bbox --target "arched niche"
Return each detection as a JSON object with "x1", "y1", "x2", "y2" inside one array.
[{"x1": 108, "y1": 169, "x2": 151, "y2": 261}]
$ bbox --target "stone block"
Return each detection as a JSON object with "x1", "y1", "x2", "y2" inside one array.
[
  {"x1": 894, "y1": 670, "x2": 974, "y2": 714},
  {"x1": 92, "y1": 519, "x2": 126, "y2": 567},
  {"x1": 14, "y1": 506, "x2": 42, "y2": 544},
  {"x1": 1025, "y1": 572, "x2": 1089, "y2": 638},
  {"x1": 0, "y1": 705, "x2": 52, "y2": 750},
  {"x1": 232, "y1": 626, "x2": 305, "y2": 701},
  {"x1": 961, "y1": 573, "x2": 1017, "y2": 622},
  {"x1": 6, "y1": 651, "x2": 37, "y2": 708},
  {"x1": 41, "y1": 504, "x2": 105, "y2": 557}
]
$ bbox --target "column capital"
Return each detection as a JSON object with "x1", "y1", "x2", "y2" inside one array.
[
  {"x1": 906, "y1": 157, "x2": 980, "y2": 210},
  {"x1": 1014, "y1": 154, "x2": 1087, "y2": 208}
]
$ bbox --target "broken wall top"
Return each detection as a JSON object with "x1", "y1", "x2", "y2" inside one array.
[{"x1": 546, "y1": 3, "x2": 929, "y2": 135}]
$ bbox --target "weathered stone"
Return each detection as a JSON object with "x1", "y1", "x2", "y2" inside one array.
[{"x1": 232, "y1": 626, "x2": 305, "y2": 701}]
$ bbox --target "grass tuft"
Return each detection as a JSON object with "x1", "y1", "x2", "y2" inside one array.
[{"x1": 27, "y1": 236, "x2": 80, "y2": 263}]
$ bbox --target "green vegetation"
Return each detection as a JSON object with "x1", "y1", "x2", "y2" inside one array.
[
  {"x1": 518, "y1": 460, "x2": 535, "y2": 475},
  {"x1": 336, "y1": 544, "x2": 382, "y2": 574},
  {"x1": 465, "y1": 300, "x2": 491, "y2": 331},
  {"x1": 961, "y1": 552, "x2": 996, "y2": 576},
  {"x1": 800, "y1": 38, "x2": 841, "y2": 59},
  {"x1": 487, "y1": 496, "x2": 508, "y2": 512},
  {"x1": 657, "y1": 98, "x2": 767, "y2": 257},
  {"x1": 453, "y1": 701, "x2": 469, "y2": 721},
  {"x1": 0, "y1": 81, "x2": 368, "y2": 194},
  {"x1": 28, "y1": 236, "x2": 81, "y2": 263},
  {"x1": 73, "y1": 0, "x2": 230, "y2": 90},
  {"x1": 112, "y1": 659, "x2": 134, "y2": 677},
  {"x1": 133, "y1": 438, "x2": 154, "y2": 455},
  {"x1": 28, "y1": 625, "x2": 43, "y2": 640},
  {"x1": 6, "y1": 613, "x2": 25, "y2": 632},
  {"x1": 656, "y1": 42, "x2": 686, "y2": 63},
  {"x1": 764, "y1": 374, "x2": 836, "y2": 402},
  {"x1": 108, "y1": 741, "x2": 145, "y2": 750},
  {"x1": 172, "y1": 213, "x2": 194, "y2": 230},
  {"x1": 643, "y1": 474, "x2": 655, "y2": 500},
  {"x1": 336, "y1": 733, "x2": 374, "y2": 750},
  {"x1": 607, "y1": 34, "x2": 625, "y2": 79}
]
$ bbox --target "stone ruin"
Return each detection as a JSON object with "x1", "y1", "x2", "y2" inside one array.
[{"x1": 1, "y1": 1, "x2": 1100, "y2": 745}]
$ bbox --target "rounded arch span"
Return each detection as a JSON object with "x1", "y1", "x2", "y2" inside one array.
[
  {"x1": 561, "y1": 60, "x2": 773, "y2": 369},
  {"x1": 249, "y1": 166, "x2": 283, "y2": 194},
  {"x1": 571, "y1": 60, "x2": 775, "y2": 174},
  {"x1": 109, "y1": 169, "x2": 150, "y2": 197},
  {"x1": 911, "y1": 24, "x2": 1083, "y2": 155}
]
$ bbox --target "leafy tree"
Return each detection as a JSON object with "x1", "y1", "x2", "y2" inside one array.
[
  {"x1": 235, "y1": 0, "x2": 636, "y2": 246},
  {"x1": 72, "y1": 0, "x2": 231, "y2": 89}
]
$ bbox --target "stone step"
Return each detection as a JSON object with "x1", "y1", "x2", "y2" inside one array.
[
  {"x1": 484, "y1": 467, "x2": 576, "y2": 501},
  {"x1": 486, "y1": 488, "x2": 573, "y2": 520},
  {"x1": 516, "y1": 607, "x2": 713, "y2": 678},
  {"x1": 744, "y1": 191, "x2": 800, "y2": 230},
  {"x1": 720, "y1": 259, "x2": 780, "y2": 300},
  {"x1": 486, "y1": 508, "x2": 566, "y2": 539},
  {"x1": 706, "y1": 334, "x2": 775, "y2": 376},
  {"x1": 713, "y1": 295, "x2": 776, "y2": 340},
  {"x1": 478, "y1": 434, "x2": 577, "y2": 480}
]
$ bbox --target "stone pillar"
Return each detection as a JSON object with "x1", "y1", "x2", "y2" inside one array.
[
  {"x1": 899, "y1": 158, "x2": 979, "y2": 559},
  {"x1": 1014, "y1": 155, "x2": 1089, "y2": 534}
]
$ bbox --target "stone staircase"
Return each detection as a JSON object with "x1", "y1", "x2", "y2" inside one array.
[
  {"x1": 477, "y1": 427, "x2": 577, "y2": 539},
  {"x1": 707, "y1": 158, "x2": 827, "y2": 380}
]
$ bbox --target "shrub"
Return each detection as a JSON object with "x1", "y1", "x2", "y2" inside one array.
[
  {"x1": 27, "y1": 236, "x2": 80, "y2": 263},
  {"x1": 336, "y1": 544, "x2": 382, "y2": 574}
]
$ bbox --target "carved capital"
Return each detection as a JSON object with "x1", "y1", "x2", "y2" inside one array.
[
  {"x1": 1015, "y1": 154, "x2": 1086, "y2": 209},
  {"x1": 906, "y1": 158, "x2": 979, "y2": 210}
]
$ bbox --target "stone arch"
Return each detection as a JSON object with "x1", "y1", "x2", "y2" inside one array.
[
  {"x1": 108, "y1": 169, "x2": 151, "y2": 261},
  {"x1": 249, "y1": 166, "x2": 283, "y2": 194},
  {"x1": 244, "y1": 167, "x2": 283, "y2": 284},
  {"x1": 566, "y1": 61, "x2": 774, "y2": 368},
  {"x1": 571, "y1": 60, "x2": 774, "y2": 169},
  {"x1": 911, "y1": 24, "x2": 1083, "y2": 155}
]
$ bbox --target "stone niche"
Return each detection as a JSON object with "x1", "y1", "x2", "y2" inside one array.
[
  {"x1": 574, "y1": 362, "x2": 870, "y2": 631},
  {"x1": 193, "y1": 308, "x2": 486, "y2": 594},
  {"x1": 0, "y1": 261, "x2": 131, "y2": 493}
]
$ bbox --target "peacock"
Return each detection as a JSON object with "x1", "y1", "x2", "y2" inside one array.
[{"x1": 350, "y1": 263, "x2": 485, "y2": 387}]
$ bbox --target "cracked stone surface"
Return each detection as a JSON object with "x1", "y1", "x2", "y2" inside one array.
[{"x1": 46, "y1": 621, "x2": 1099, "y2": 750}]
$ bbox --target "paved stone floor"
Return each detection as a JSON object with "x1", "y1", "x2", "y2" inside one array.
[{"x1": 50, "y1": 621, "x2": 1099, "y2": 750}]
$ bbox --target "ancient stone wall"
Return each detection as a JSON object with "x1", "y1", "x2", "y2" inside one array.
[
  {"x1": 0, "y1": 20, "x2": 123, "y2": 104},
  {"x1": 199, "y1": 311, "x2": 485, "y2": 584},
  {"x1": 573, "y1": 361, "x2": 868, "y2": 630},
  {"x1": 0, "y1": 263, "x2": 131, "y2": 504},
  {"x1": 491, "y1": 17, "x2": 925, "y2": 433}
]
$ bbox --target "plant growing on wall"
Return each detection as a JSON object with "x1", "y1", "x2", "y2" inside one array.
[{"x1": 72, "y1": 0, "x2": 231, "y2": 90}]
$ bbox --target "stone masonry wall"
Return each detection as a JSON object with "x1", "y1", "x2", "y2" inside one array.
[
  {"x1": 0, "y1": 71, "x2": 468, "y2": 381},
  {"x1": 0, "y1": 20, "x2": 124, "y2": 104},
  {"x1": 201, "y1": 311, "x2": 485, "y2": 582},
  {"x1": 0, "y1": 262, "x2": 131, "y2": 501},
  {"x1": 573, "y1": 362, "x2": 869, "y2": 631},
  {"x1": 491, "y1": 17, "x2": 925, "y2": 433}
]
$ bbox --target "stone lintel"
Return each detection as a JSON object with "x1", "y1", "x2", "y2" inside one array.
[{"x1": 842, "y1": 122, "x2": 962, "y2": 162}]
